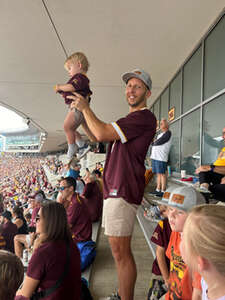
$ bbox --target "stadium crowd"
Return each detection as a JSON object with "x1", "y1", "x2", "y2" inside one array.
[{"x1": 0, "y1": 152, "x2": 104, "y2": 300}]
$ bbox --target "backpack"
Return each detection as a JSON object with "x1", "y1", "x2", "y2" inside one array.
[
  {"x1": 77, "y1": 240, "x2": 96, "y2": 271},
  {"x1": 81, "y1": 277, "x2": 93, "y2": 300}
]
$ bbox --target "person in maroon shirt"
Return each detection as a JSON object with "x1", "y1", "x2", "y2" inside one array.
[
  {"x1": 69, "y1": 69, "x2": 156, "y2": 300},
  {"x1": 54, "y1": 52, "x2": 92, "y2": 161},
  {"x1": 59, "y1": 177, "x2": 92, "y2": 243},
  {"x1": 82, "y1": 173, "x2": 103, "y2": 222},
  {"x1": 15, "y1": 202, "x2": 81, "y2": 300}
]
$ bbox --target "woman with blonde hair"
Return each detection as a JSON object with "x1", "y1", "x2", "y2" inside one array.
[{"x1": 181, "y1": 204, "x2": 225, "y2": 300}]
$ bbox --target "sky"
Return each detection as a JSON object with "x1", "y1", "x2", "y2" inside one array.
[{"x1": 0, "y1": 106, "x2": 28, "y2": 134}]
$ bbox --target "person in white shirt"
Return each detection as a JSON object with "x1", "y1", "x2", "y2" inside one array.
[{"x1": 150, "y1": 119, "x2": 172, "y2": 197}]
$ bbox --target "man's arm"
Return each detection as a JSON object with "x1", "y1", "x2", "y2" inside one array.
[
  {"x1": 152, "y1": 130, "x2": 171, "y2": 146},
  {"x1": 81, "y1": 121, "x2": 98, "y2": 142},
  {"x1": 69, "y1": 94, "x2": 120, "y2": 142},
  {"x1": 196, "y1": 165, "x2": 225, "y2": 175},
  {"x1": 214, "y1": 166, "x2": 225, "y2": 174}
]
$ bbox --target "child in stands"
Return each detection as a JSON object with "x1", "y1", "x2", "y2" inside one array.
[
  {"x1": 161, "y1": 186, "x2": 205, "y2": 300},
  {"x1": 55, "y1": 52, "x2": 92, "y2": 161},
  {"x1": 181, "y1": 204, "x2": 225, "y2": 300},
  {"x1": 0, "y1": 250, "x2": 24, "y2": 300},
  {"x1": 148, "y1": 188, "x2": 172, "y2": 300}
]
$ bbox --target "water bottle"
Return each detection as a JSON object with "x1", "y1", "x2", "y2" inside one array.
[{"x1": 24, "y1": 249, "x2": 28, "y2": 262}]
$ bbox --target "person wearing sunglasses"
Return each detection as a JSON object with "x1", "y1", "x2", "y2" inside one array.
[
  {"x1": 59, "y1": 177, "x2": 92, "y2": 244},
  {"x1": 196, "y1": 126, "x2": 225, "y2": 201},
  {"x1": 14, "y1": 190, "x2": 45, "y2": 260},
  {"x1": 15, "y1": 202, "x2": 81, "y2": 300}
]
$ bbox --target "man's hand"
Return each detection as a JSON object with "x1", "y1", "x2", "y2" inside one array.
[
  {"x1": 67, "y1": 92, "x2": 89, "y2": 112},
  {"x1": 195, "y1": 165, "x2": 211, "y2": 174},
  {"x1": 221, "y1": 176, "x2": 225, "y2": 184}
]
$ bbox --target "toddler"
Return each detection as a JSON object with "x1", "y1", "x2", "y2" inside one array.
[
  {"x1": 181, "y1": 204, "x2": 225, "y2": 300},
  {"x1": 55, "y1": 52, "x2": 92, "y2": 161}
]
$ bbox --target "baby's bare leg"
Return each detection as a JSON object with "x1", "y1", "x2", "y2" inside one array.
[{"x1": 64, "y1": 110, "x2": 77, "y2": 144}]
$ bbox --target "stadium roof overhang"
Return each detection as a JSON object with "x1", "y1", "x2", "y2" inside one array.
[{"x1": 0, "y1": 1, "x2": 224, "y2": 152}]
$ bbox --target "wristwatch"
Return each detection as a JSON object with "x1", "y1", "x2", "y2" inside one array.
[{"x1": 210, "y1": 164, "x2": 215, "y2": 172}]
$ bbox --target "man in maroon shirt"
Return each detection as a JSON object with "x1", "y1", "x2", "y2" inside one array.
[
  {"x1": 69, "y1": 69, "x2": 156, "y2": 300},
  {"x1": 59, "y1": 177, "x2": 92, "y2": 243}
]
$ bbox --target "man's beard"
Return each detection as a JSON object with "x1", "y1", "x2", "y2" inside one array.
[{"x1": 128, "y1": 93, "x2": 146, "y2": 108}]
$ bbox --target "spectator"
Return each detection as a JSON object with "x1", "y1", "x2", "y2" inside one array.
[
  {"x1": 15, "y1": 202, "x2": 81, "y2": 300},
  {"x1": 181, "y1": 204, "x2": 225, "y2": 300},
  {"x1": 0, "y1": 193, "x2": 4, "y2": 214},
  {"x1": 0, "y1": 211, "x2": 17, "y2": 253},
  {"x1": 24, "y1": 212, "x2": 31, "y2": 226},
  {"x1": 0, "y1": 250, "x2": 24, "y2": 300},
  {"x1": 83, "y1": 168, "x2": 91, "y2": 183},
  {"x1": 76, "y1": 175, "x2": 85, "y2": 195},
  {"x1": 196, "y1": 126, "x2": 225, "y2": 200},
  {"x1": 69, "y1": 68, "x2": 156, "y2": 300},
  {"x1": 66, "y1": 161, "x2": 81, "y2": 180},
  {"x1": 12, "y1": 206, "x2": 28, "y2": 235},
  {"x1": 150, "y1": 119, "x2": 172, "y2": 197},
  {"x1": 93, "y1": 169, "x2": 103, "y2": 193},
  {"x1": 59, "y1": 177, "x2": 92, "y2": 243},
  {"x1": 162, "y1": 186, "x2": 205, "y2": 300},
  {"x1": 147, "y1": 189, "x2": 172, "y2": 299},
  {"x1": 83, "y1": 173, "x2": 103, "y2": 222},
  {"x1": 14, "y1": 190, "x2": 45, "y2": 258}
]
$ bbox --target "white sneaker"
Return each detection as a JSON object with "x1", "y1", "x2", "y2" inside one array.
[{"x1": 197, "y1": 186, "x2": 211, "y2": 193}]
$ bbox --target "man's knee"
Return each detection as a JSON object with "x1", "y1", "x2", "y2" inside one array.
[{"x1": 109, "y1": 236, "x2": 132, "y2": 262}]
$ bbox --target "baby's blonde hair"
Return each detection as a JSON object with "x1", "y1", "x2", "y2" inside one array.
[
  {"x1": 64, "y1": 52, "x2": 89, "y2": 73},
  {"x1": 183, "y1": 204, "x2": 225, "y2": 276}
]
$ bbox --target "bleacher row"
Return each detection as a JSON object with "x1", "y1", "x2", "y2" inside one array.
[{"x1": 43, "y1": 154, "x2": 103, "y2": 284}]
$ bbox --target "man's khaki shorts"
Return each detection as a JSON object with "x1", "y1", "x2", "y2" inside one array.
[{"x1": 102, "y1": 197, "x2": 138, "y2": 236}]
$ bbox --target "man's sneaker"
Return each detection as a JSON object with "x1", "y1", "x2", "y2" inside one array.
[
  {"x1": 77, "y1": 144, "x2": 91, "y2": 160},
  {"x1": 107, "y1": 292, "x2": 121, "y2": 300},
  {"x1": 155, "y1": 191, "x2": 164, "y2": 197},
  {"x1": 196, "y1": 186, "x2": 211, "y2": 193},
  {"x1": 148, "y1": 191, "x2": 160, "y2": 196}
]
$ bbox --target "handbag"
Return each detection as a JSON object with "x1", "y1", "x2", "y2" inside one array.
[{"x1": 31, "y1": 242, "x2": 70, "y2": 300}]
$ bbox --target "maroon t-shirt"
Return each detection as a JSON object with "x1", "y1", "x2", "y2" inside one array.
[
  {"x1": 103, "y1": 109, "x2": 156, "y2": 205},
  {"x1": 1, "y1": 221, "x2": 18, "y2": 253},
  {"x1": 27, "y1": 240, "x2": 81, "y2": 300},
  {"x1": 66, "y1": 194, "x2": 92, "y2": 243},
  {"x1": 151, "y1": 218, "x2": 172, "y2": 275},
  {"x1": 83, "y1": 181, "x2": 103, "y2": 222},
  {"x1": 58, "y1": 73, "x2": 92, "y2": 105}
]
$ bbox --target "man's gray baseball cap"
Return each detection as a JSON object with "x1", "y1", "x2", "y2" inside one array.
[{"x1": 122, "y1": 69, "x2": 152, "y2": 91}]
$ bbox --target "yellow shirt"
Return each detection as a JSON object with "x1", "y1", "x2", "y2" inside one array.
[{"x1": 214, "y1": 147, "x2": 225, "y2": 166}]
